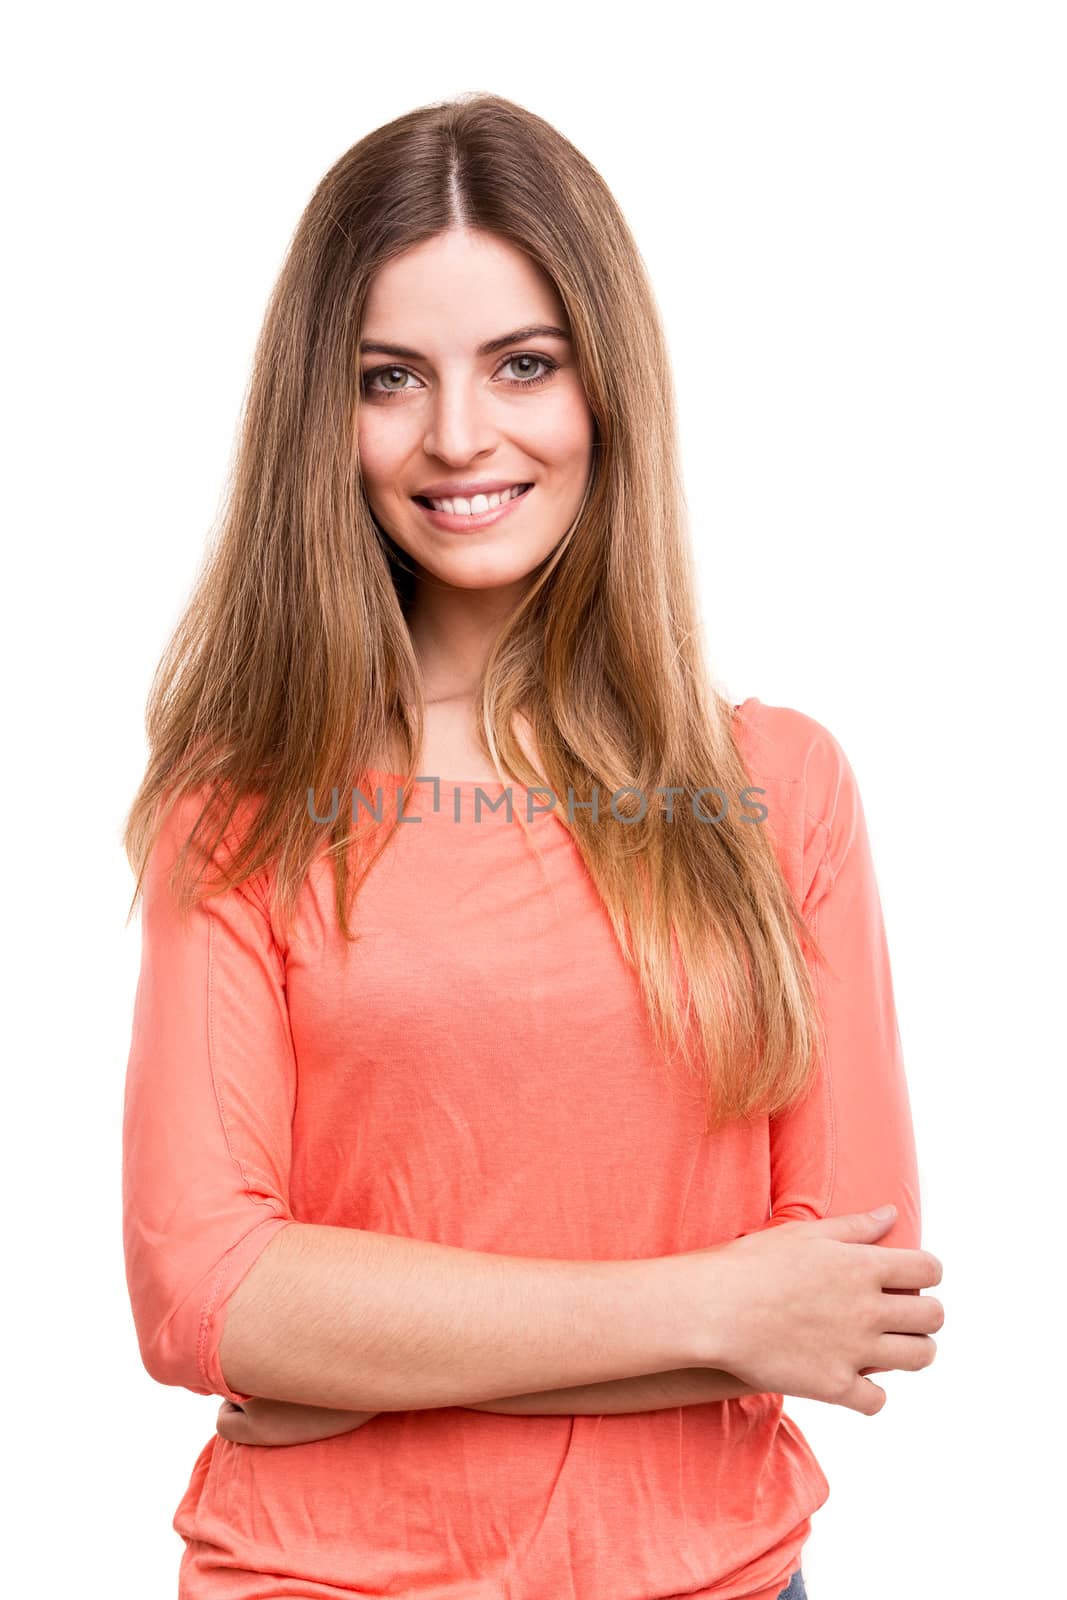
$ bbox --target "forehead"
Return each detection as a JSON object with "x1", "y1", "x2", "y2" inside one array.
[{"x1": 362, "y1": 230, "x2": 566, "y2": 350}]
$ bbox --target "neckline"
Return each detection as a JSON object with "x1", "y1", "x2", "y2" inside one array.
[
  {"x1": 356, "y1": 699, "x2": 757, "y2": 793},
  {"x1": 358, "y1": 770, "x2": 521, "y2": 794}
]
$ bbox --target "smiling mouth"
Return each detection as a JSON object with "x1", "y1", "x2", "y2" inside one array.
[{"x1": 412, "y1": 483, "x2": 533, "y2": 515}]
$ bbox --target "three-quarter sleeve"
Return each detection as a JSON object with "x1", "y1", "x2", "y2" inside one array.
[
  {"x1": 765, "y1": 721, "x2": 922, "y2": 1251},
  {"x1": 121, "y1": 790, "x2": 299, "y2": 1404}
]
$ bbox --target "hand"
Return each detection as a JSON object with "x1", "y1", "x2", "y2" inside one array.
[
  {"x1": 216, "y1": 1397, "x2": 380, "y2": 1447},
  {"x1": 677, "y1": 1205, "x2": 944, "y2": 1416}
]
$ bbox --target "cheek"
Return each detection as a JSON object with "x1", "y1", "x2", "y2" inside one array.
[
  {"x1": 356, "y1": 408, "x2": 409, "y2": 496},
  {"x1": 530, "y1": 388, "x2": 595, "y2": 473}
]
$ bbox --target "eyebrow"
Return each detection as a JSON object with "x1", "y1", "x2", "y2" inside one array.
[{"x1": 358, "y1": 324, "x2": 572, "y2": 361}]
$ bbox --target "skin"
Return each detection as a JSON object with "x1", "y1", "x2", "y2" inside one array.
[
  {"x1": 216, "y1": 1371, "x2": 759, "y2": 1448},
  {"x1": 215, "y1": 1210, "x2": 943, "y2": 1446}
]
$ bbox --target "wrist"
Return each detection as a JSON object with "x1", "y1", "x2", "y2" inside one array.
[{"x1": 651, "y1": 1242, "x2": 738, "y2": 1372}]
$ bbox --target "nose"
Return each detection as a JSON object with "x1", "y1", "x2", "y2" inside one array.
[{"x1": 422, "y1": 373, "x2": 498, "y2": 465}]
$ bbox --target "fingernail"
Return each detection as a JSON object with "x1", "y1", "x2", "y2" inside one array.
[{"x1": 869, "y1": 1204, "x2": 896, "y2": 1220}]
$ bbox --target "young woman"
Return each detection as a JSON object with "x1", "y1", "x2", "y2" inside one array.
[{"x1": 122, "y1": 92, "x2": 943, "y2": 1600}]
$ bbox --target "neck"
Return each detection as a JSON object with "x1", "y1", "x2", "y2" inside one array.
[{"x1": 407, "y1": 575, "x2": 529, "y2": 700}]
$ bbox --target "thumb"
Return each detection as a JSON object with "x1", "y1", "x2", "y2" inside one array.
[
  {"x1": 842, "y1": 1372, "x2": 888, "y2": 1416},
  {"x1": 807, "y1": 1203, "x2": 898, "y2": 1243}
]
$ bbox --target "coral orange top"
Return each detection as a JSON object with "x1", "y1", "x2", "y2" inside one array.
[{"x1": 122, "y1": 698, "x2": 922, "y2": 1600}]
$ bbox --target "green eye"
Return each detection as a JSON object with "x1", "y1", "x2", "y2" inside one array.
[
  {"x1": 360, "y1": 353, "x2": 559, "y2": 401},
  {"x1": 374, "y1": 368, "x2": 410, "y2": 392}
]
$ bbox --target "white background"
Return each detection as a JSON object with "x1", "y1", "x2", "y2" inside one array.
[{"x1": 4, "y1": 3, "x2": 1063, "y2": 1596}]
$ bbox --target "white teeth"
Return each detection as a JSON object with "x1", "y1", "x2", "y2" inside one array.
[{"x1": 427, "y1": 484, "x2": 528, "y2": 515}]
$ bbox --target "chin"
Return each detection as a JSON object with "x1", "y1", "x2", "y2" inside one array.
[
  {"x1": 414, "y1": 533, "x2": 560, "y2": 583},
  {"x1": 429, "y1": 558, "x2": 542, "y2": 592}
]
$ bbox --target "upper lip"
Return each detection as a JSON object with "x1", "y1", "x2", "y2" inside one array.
[{"x1": 414, "y1": 478, "x2": 532, "y2": 500}]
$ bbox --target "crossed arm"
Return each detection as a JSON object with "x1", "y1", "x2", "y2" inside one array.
[
  {"x1": 216, "y1": 1365, "x2": 757, "y2": 1447},
  {"x1": 468, "y1": 1366, "x2": 755, "y2": 1414},
  {"x1": 129, "y1": 724, "x2": 919, "y2": 1449}
]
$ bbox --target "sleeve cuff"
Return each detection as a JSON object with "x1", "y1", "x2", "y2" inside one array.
[{"x1": 197, "y1": 1216, "x2": 297, "y2": 1404}]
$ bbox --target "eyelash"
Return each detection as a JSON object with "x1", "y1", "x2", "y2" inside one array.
[{"x1": 360, "y1": 353, "x2": 560, "y2": 401}]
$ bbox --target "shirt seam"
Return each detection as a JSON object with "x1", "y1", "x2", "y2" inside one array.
[
  {"x1": 807, "y1": 843, "x2": 839, "y2": 1219},
  {"x1": 195, "y1": 904, "x2": 283, "y2": 1393}
]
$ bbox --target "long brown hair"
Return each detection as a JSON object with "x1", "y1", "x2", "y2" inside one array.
[{"x1": 123, "y1": 91, "x2": 826, "y2": 1133}]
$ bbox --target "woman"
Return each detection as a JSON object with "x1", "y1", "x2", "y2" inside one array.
[{"x1": 122, "y1": 92, "x2": 943, "y2": 1600}]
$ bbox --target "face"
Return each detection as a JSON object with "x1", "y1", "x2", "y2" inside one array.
[{"x1": 356, "y1": 228, "x2": 595, "y2": 599}]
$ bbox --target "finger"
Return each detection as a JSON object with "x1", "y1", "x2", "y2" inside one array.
[
  {"x1": 878, "y1": 1293, "x2": 944, "y2": 1336},
  {"x1": 217, "y1": 1413, "x2": 251, "y2": 1442},
  {"x1": 871, "y1": 1332, "x2": 937, "y2": 1372},
  {"x1": 874, "y1": 1247, "x2": 943, "y2": 1290},
  {"x1": 841, "y1": 1374, "x2": 886, "y2": 1416}
]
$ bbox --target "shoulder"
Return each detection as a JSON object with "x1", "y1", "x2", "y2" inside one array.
[
  {"x1": 143, "y1": 783, "x2": 271, "y2": 916},
  {"x1": 733, "y1": 697, "x2": 853, "y2": 816},
  {"x1": 731, "y1": 697, "x2": 864, "y2": 894}
]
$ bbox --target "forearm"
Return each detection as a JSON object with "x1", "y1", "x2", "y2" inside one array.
[
  {"x1": 213, "y1": 1367, "x2": 761, "y2": 1451},
  {"x1": 218, "y1": 1222, "x2": 701, "y2": 1412},
  {"x1": 466, "y1": 1367, "x2": 758, "y2": 1416}
]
